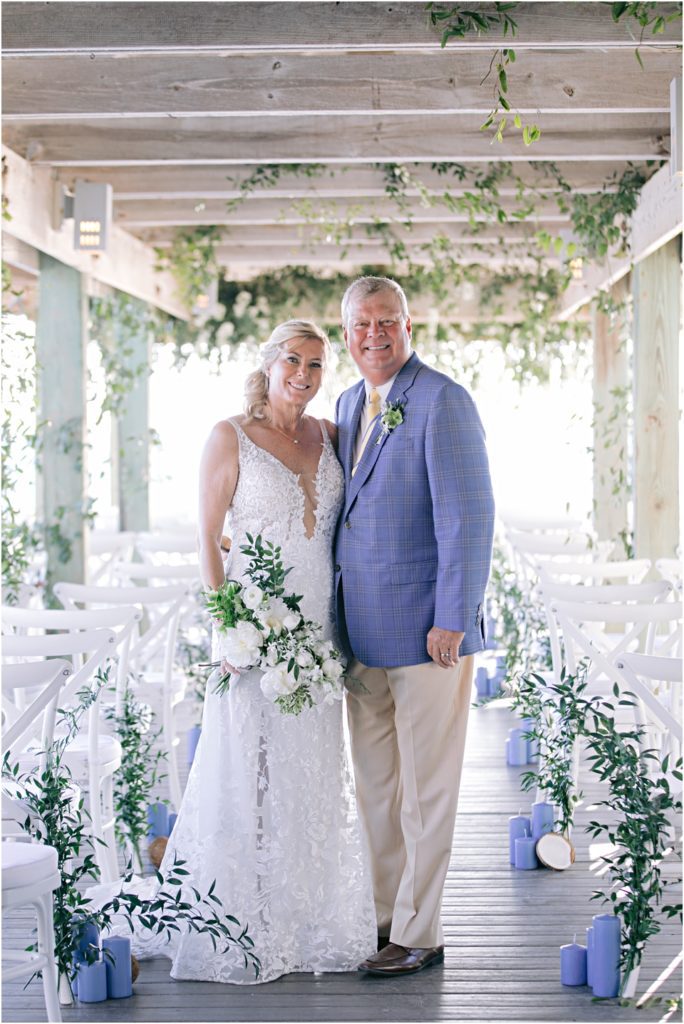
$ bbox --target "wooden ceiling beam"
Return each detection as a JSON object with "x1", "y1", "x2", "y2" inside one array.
[
  {"x1": 147, "y1": 221, "x2": 566, "y2": 247},
  {"x1": 213, "y1": 244, "x2": 563, "y2": 268},
  {"x1": 3, "y1": 49, "x2": 678, "y2": 119},
  {"x1": 52, "y1": 161, "x2": 646, "y2": 199},
  {"x1": 115, "y1": 195, "x2": 572, "y2": 229},
  {"x1": 3, "y1": 3, "x2": 681, "y2": 53},
  {"x1": 5, "y1": 113, "x2": 670, "y2": 165}
]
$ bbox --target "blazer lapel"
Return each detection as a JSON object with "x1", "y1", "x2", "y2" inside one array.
[{"x1": 347, "y1": 353, "x2": 423, "y2": 504}]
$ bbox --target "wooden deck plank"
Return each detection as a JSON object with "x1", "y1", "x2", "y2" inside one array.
[{"x1": 3, "y1": 699, "x2": 681, "y2": 1022}]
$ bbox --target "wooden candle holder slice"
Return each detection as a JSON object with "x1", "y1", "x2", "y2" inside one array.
[{"x1": 536, "y1": 831, "x2": 576, "y2": 870}]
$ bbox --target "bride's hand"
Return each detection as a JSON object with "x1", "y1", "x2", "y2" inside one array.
[{"x1": 221, "y1": 658, "x2": 240, "y2": 677}]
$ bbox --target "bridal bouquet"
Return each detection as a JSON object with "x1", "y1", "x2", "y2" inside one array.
[{"x1": 203, "y1": 533, "x2": 346, "y2": 715}]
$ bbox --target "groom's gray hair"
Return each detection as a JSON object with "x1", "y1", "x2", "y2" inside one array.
[{"x1": 341, "y1": 276, "x2": 409, "y2": 325}]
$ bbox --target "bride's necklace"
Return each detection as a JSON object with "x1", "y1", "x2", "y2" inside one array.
[{"x1": 269, "y1": 419, "x2": 304, "y2": 445}]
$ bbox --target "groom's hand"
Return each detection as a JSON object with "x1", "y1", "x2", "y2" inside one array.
[{"x1": 427, "y1": 627, "x2": 464, "y2": 668}]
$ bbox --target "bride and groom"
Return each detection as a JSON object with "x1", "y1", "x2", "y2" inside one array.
[{"x1": 173, "y1": 275, "x2": 495, "y2": 983}]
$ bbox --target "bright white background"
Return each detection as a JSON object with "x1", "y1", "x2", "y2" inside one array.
[{"x1": 5, "y1": 316, "x2": 594, "y2": 533}]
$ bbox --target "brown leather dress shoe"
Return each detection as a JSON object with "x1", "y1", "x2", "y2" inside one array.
[{"x1": 358, "y1": 942, "x2": 445, "y2": 976}]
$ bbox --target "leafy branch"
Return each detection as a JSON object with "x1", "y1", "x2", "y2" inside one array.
[
  {"x1": 610, "y1": 1, "x2": 683, "y2": 67},
  {"x1": 426, "y1": 2, "x2": 540, "y2": 143}
]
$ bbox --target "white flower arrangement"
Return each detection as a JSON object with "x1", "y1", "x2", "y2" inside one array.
[{"x1": 203, "y1": 534, "x2": 346, "y2": 715}]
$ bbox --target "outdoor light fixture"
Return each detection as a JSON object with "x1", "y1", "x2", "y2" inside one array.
[{"x1": 57, "y1": 180, "x2": 113, "y2": 252}]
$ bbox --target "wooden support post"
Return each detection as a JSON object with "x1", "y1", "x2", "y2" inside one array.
[
  {"x1": 116, "y1": 296, "x2": 151, "y2": 532},
  {"x1": 633, "y1": 236, "x2": 681, "y2": 562},
  {"x1": 35, "y1": 252, "x2": 88, "y2": 587},
  {"x1": 592, "y1": 276, "x2": 631, "y2": 554}
]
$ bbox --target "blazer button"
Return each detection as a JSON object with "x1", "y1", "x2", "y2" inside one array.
[
  {"x1": 344, "y1": 520, "x2": 351, "y2": 529},
  {"x1": 335, "y1": 564, "x2": 341, "y2": 572}
]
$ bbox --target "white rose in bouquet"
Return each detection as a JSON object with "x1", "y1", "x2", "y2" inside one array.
[
  {"x1": 260, "y1": 664, "x2": 300, "y2": 701},
  {"x1": 322, "y1": 657, "x2": 344, "y2": 681},
  {"x1": 315, "y1": 640, "x2": 335, "y2": 660},
  {"x1": 283, "y1": 611, "x2": 301, "y2": 631},
  {"x1": 219, "y1": 620, "x2": 263, "y2": 668},
  {"x1": 242, "y1": 583, "x2": 264, "y2": 611},
  {"x1": 259, "y1": 597, "x2": 290, "y2": 636},
  {"x1": 296, "y1": 649, "x2": 314, "y2": 669},
  {"x1": 318, "y1": 680, "x2": 344, "y2": 706}
]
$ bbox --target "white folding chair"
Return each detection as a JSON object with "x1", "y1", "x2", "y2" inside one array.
[
  {"x1": 87, "y1": 530, "x2": 137, "y2": 586},
  {"x1": 501, "y1": 514, "x2": 586, "y2": 534},
  {"x1": 506, "y1": 529, "x2": 613, "y2": 598},
  {"x1": 656, "y1": 558, "x2": 682, "y2": 591},
  {"x1": 2, "y1": 660, "x2": 74, "y2": 776},
  {"x1": 540, "y1": 579, "x2": 675, "y2": 688},
  {"x1": 135, "y1": 531, "x2": 198, "y2": 567},
  {"x1": 54, "y1": 581, "x2": 190, "y2": 811},
  {"x1": 3, "y1": 608, "x2": 140, "y2": 882},
  {"x1": 538, "y1": 558, "x2": 652, "y2": 586},
  {"x1": 2, "y1": 823, "x2": 62, "y2": 1021},
  {"x1": 612, "y1": 653, "x2": 682, "y2": 766}
]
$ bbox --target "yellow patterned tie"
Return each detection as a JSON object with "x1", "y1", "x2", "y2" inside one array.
[{"x1": 352, "y1": 388, "x2": 382, "y2": 477}]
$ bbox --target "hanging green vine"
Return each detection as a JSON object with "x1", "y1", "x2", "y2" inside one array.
[
  {"x1": 224, "y1": 163, "x2": 327, "y2": 213},
  {"x1": 425, "y1": 2, "x2": 541, "y2": 144},
  {"x1": 89, "y1": 292, "x2": 153, "y2": 423},
  {"x1": 153, "y1": 226, "x2": 223, "y2": 311},
  {"x1": 611, "y1": 1, "x2": 683, "y2": 67}
]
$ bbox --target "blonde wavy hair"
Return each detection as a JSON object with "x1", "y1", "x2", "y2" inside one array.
[{"x1": 244, "y1": 319, "x2": 332, "y2": 421}]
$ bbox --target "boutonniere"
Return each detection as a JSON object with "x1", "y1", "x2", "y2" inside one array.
[{"x1": 377, "y1": 400, "x2": 405, "y2": 444}]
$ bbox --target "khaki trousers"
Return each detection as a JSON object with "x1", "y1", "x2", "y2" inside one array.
[{"x1": 346, "y1": 655, "x2": 473, "y2": 948}]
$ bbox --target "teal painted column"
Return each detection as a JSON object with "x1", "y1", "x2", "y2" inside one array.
[
  {"x1": 35, "y1": 252, "x2": 88, "y2": 587},
  {"x1": 116, "y1": 296, "x2": 151, "y2": 532}
]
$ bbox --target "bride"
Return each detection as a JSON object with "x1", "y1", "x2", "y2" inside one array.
[{"x1": 162, "y1": 319, "x2": 376, "y2": 983}]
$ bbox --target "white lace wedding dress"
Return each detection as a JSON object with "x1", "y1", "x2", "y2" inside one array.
[{"x1": 94, "y1": 419, "x2": 376, "y2": 984}]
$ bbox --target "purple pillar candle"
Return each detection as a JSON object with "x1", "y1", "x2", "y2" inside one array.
[
  {"x1": 147, "y1": 801, "x2": 168, "y2": 839},
  {"x1": 168, "y1": 812, "x2": 178, "y2": 835},
  {"x1": 531, "y1": 800, "x2": 555, "y2": 840},
  {"x1": 76, "y1": 958, "x2": 107, "y2": 1002},
  {"x1": 475, "y1": 667, "x2": 489, "y2": 697},
  {"x1": 508, "y1": 728, "x2": 528, "y2": 766},
  {"x1": 560, "y1": 935, "x2": 588, "y2": 986},
  {"x1": 487, "y1": 673, "x2": 501, "y2": 696},
  {"x1": 508, "y1": 813, "x2": 531, "y2": 864},
  {"x1": 187, "y1": 725, "x2": 202, "y2": 765},
  {"x1": 592, "y1": 913, "x2": 621, "y2": 998},
  {"x1": 586, "y1": 926, "x2": 595, "y2": 989},
  {"x1": 103, "y1": 936, "x2": 133, "y2": 998},
  {"x1": 514, "y1": 836, "x2": 538, "y2": 870}
]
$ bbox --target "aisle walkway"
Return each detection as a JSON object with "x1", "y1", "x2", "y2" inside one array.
[{"x1": 3, "y1": 699, "x2": 681, "y2": 1022}]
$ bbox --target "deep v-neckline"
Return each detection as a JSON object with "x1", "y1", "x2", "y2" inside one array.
[{"x1": 233, "y1": 420, "x2": 328, "y2": 539}]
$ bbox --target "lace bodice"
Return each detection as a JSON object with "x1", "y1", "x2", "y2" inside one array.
[{"x1": 226, "y1": 418, "x2": 344, "y2": 632}]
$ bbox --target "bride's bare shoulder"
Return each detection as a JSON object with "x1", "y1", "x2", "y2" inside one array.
[{"x1": 204, "y1": 417, "x2": 242, "y2": 454}]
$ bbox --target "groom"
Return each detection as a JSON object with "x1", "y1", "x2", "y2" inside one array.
[{"x1": 334, "y1": 276, "x2": 495, "y2": 976}]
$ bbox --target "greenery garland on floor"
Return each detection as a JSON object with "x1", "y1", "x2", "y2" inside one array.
[
  {"x1": 509, "y1": 666, "x2": 682, "y2": 990},
  {"x1": 104, "y1": 681, "x2": 167, "y2": 872},
  {"x1": 2, "y1": 672, "x2": 260, "y2": 996}
]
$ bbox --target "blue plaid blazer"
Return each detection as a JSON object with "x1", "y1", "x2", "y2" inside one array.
[{"x1": 334, "y1": 352, "x2": 495, "y2": 668}]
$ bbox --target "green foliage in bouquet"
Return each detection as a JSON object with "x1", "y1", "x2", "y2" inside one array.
[{"x1": 203, "y1": 533, "x2": 345, "y2": 713}]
